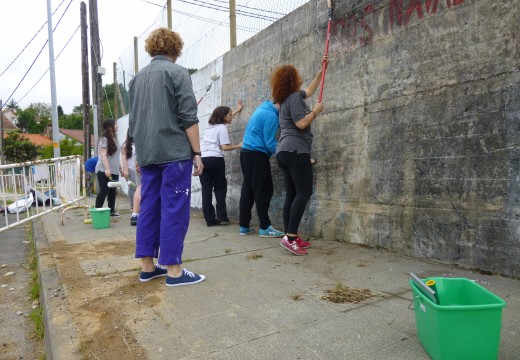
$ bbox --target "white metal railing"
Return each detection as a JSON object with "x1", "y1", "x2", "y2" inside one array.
[{"x1": 0, "y1": 155, "x2": 87, "y2": 233}]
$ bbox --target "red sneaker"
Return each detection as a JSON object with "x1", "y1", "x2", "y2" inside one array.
[
  {"x1": 280, "y1": 236, "x2": 307, "y2": 255},
  {"x1": 296, "y1": 236, "x2": 311, "y2": 249}
]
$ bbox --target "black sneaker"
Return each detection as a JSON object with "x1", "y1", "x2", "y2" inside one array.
[
  {"x1": 110, "y1": 212, "x2": 121, "y2": 218},
  {"x1": 130, "y1": 215, "x2": 138, "y2": 226},
  {"x1": 206, "y1": 220, "x2": 222, "y2": 227}
]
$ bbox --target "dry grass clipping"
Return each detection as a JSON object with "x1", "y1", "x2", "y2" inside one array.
[
  {"x1": 322, "y1": 283, "x2": 377, "y2": 304},
  {"x1": 246, "y1": 253, "x2": 263, "y2": 260}
]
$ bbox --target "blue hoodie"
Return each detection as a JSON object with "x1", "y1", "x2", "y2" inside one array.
[{"x1": 242, "y1": 100, "x2": 279, "y2": 157}]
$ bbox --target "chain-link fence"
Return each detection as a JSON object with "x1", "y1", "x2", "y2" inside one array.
[{"x1": 113, "y1": 1, "x2": 310, "y2": 93}]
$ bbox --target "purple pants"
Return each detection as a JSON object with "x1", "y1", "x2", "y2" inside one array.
[{"x1": 135, "y1": 160, "x2": 192, "y2": 265}]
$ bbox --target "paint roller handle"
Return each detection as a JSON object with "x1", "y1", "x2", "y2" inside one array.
[
  {"x1": 318, "y1": 53, "x2": 330, "y2": 103},
  {"x1": 327, "y1": 0, "x2": 334, "y2": 19}
]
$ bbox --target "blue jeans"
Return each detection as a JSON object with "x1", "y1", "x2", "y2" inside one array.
[{"x1": 135, "y1": 160, "x2": 192, "y2": 265}]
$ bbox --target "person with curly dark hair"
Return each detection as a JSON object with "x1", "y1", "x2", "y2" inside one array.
[
  {"x1": 200, "y1": 101, "x2": 243, "y2": 226},
  {"x1": 271, "y1": 56, "x2": 328, "y2": 256},
  {"x1": 95, "y1": 118, "x2": 121, "y2": 217},
  {"x1": 129, "y1": 28, "x2": 205, "y2": 287}
]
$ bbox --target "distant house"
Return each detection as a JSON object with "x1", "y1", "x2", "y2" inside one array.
[
  {"x1": 2, "y1": 132, "x2": 53, "y2": 147},
  {"x1": 20, "y1": 134, "x2": 53, "y2": 146},
  {"x1": 59, "y1": 128, "x2": 94, "y2": 147},
  {"x1": 1, "y1": 109, "x2": 19, "y2": 131}
]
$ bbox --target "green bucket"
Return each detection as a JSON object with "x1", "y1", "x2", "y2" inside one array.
[
  {"x1": 410, "y1": 277, "x2": 506, "y2": 360},
  {"x1": 88, "y1": 207, "x2": 111, "y2": 229}
]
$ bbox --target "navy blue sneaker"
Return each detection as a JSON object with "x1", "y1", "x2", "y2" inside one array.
[
  {"x1": 165, "y1": 268, "x2": 205, "y2": 287},
  {"x1": 139, "y1": 265, "x2": 167, "y2": 282}
]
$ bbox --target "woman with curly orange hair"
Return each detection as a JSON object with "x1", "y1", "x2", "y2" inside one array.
[{"x1": 271, "y1": 56, "x2": 328, "y2": 256}]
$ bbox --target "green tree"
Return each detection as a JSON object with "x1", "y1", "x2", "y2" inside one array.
[
  {"x1": 27, "y1": 102, "x2": 51, "y2": 122},
  {"x1": 39, "y1": 137, "x2": 83, "y2": 159},
  {"x1": 57, "y1": 105, "x2": 64, "y2": 118},
  {"x1": 59, "y1": 113, "x2": 83, "y2": 129},
  {"x1": 5, "y1": 99, "x2": 21, "y2": 112},
  {"x1": 3, "y1": 131, "x2": 40, "y2": 163},
  {"x1": 16, "y1": 108, "x2": 37, "y2": 133}
]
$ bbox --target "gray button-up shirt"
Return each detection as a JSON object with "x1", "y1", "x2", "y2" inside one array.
[{"x1": 128, "y1": 55, "x2": 199, "y2": 167}]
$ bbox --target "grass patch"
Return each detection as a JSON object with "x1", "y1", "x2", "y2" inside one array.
[
  {"x1": 224, "y1": 248, "x2": 232, "y2": 254},
  {"x1": 29, "y1": 307, "x2": 45, "y2": 341},
  {"x1": 27, "y1": 223, "x2": 45, "y2": 343},
  {"x1": 322, "y1": 283, "x2": 377, "y2": 304},
  {"x1": 291, "y1": 293, "x2": 303, "y2": 301},
  {"x1": 246, "y1": 252, "x2": 263, "y2": 260}
]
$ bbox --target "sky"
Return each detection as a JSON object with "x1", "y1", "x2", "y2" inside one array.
[
  {"x1": 0, "y1": 0, "x2": 306, "y2": 115},
  {"x1": 1, "y1": 0, "x2": 167, "y2": 114}
]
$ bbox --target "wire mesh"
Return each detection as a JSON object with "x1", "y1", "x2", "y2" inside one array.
[{"x1": 115, "y1": 0, "x2": 310, "y2": 88}]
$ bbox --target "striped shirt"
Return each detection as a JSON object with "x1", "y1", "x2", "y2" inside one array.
[{"x1": 128, "y1": 55, "x2": 199, "y2": 167}]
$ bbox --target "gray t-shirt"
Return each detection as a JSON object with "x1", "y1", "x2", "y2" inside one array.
[
  {"x1": 275, "y1": 90, "x2": 313, "y2": 155},
  {"x1": 95, "y1": 136, "x2": 121, "y2": 175}
]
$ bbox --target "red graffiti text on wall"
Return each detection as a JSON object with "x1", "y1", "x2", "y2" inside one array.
[{"x1": 331, "y1": 0, "x2": 466, "y2": 48}]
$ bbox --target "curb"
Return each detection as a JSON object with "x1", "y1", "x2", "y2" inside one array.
[{"x1": 33, "y1": 219, "x2": 80, "y2": 360}]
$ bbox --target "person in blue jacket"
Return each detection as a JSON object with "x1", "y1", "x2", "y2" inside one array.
[
  {"x1": 84, "y1": 156, "x2": 99, "y2": 197},
  {"x1": 238, "y1": 100, "x2": 284, "y2": 238}
]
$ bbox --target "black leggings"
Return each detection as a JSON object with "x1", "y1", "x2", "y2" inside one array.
[
  {"x1": 95, "y1": 171, "x2": 119, "y2": 213},
  {"x1": 199, "y1": 157, "x2": 228, "y2": 224},
  {"x1": 276, "y1": 151, "x2": 313, "y2": 235}
]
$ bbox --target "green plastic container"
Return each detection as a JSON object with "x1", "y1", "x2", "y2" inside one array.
[
  {"x1": 410, "y1": 277, "x2": 506, "y2": 360},
  {"x1": 88, "y1": 207, "x2": 111, "y2": 229}
]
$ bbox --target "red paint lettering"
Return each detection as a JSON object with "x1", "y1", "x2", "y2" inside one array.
[
  {"x1": 447, "y1": 0, "x2": 465, "y2": 9},
  {"x1": 405, "y1": 0, "x2": 424, "y2": 25},
  {"x1": 425, "y1": 0, "x2": 439, "y2": 14},
  {"x1": 389, "y1": 0, "x2": 404, "y2": 28},
  {"x1": 360, "y1": 5, "x2": 375, "y2": 45}
]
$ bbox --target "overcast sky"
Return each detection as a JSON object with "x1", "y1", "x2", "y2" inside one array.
[
  {"x1": 1, "y1": 0, "x2": 170, "y2": 114},
  {"x1": 1, "y1": 0, "x2": 305, "y2": 115}
]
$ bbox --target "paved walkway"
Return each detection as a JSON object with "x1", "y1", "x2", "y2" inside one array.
[{"x1": 35, "y1": 195, "x2": 520, "y2": 359}]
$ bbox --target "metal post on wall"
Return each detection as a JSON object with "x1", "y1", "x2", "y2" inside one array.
[
  {"x1": 229, "y1": 0, "x2": 237, "y2": 48},
  {"x1": 167, "y1": 0, "x2": 172, "y2": 29}
]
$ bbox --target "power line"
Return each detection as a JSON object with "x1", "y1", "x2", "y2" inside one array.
[
  {"x1": 175, "y1": 0, "x2": 279, "y2": 22},
  {"x1": 1, "y1": 0, "x2": 76, "y2": 109},
  {"x1": 17, "y1": 25, "x2": 81, "y2": 105},
  {"x1": 0, "y1": 0, "x2": 67, "y2": 79}
]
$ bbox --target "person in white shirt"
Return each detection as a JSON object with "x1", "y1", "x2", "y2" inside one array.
[
  {"x1": 121, "y1": 131, "x2": 141, "y2": 226},
  {"x1": 200, "y1": 101, "x2": 243, "y2": 226}
]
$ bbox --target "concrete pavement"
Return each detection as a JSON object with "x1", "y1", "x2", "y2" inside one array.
[{"x1": 35, "y1": 195, "x2": 520, "y2": 359}]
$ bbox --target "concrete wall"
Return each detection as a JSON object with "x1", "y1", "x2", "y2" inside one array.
[{"x1": 193, "y1": 0, "x2": 520, "y2": 277}]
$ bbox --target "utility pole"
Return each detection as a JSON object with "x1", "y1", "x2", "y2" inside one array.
[
  {"x1": 80, "y1": 1, "x2": 91, "y2": 160},
  {"x1": 134, "y1": 36, "x2": 139, "y2": 75},
  {"x1": 229, "y1": 0, "x2": 237, "y2": 48},
  {"x1": 89, "y1": 0, "x2": 104, "y2": 133},
  {"x1": 46, "y1": 0, "x2": 61, "y2": 158},
  {"x1": 0, "y1": 100, "x2": 4, "y2": 165},
  {"x1": 167, "y1": 0, "x2": 172, "y2": 29}
]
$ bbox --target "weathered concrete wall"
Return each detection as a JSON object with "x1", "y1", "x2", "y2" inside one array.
[{"x1": 204, "y1": 0, "x2": 520, "y2": 277}]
